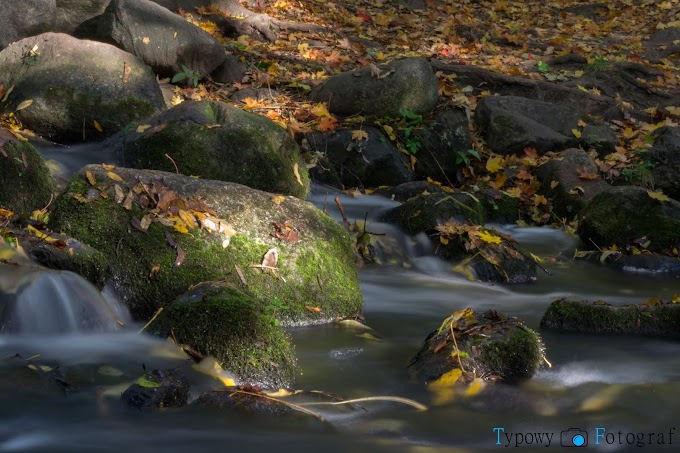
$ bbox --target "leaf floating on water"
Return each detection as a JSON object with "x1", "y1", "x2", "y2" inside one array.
[
  {"x1": 15, "y1": 99, "x2": 33, "y2": 111},
  {"x1": 85, "y1": 170, "x2": 96, "y2": 186}
]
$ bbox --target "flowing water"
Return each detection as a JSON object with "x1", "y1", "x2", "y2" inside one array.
[{"x1": 1, "y1": 145, "x2": 679, "y2": 452}]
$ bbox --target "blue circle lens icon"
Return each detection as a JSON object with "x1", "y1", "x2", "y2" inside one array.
[{"x1": 572, "y1": 435, "x2": 586, "y2": 447}]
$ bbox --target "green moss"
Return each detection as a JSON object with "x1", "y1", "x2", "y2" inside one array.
[
  {"x1": 477, "y1": 326, "x2": 542, "y2": 383},
  {"x1": 0, "y1": 140, "x2": 55, "y2": 213},
  {"x1": 152, "y1": 283, "x2": 298, "y2": 388}
]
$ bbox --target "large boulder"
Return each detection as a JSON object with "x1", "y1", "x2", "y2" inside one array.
[
  {"x1": 537, "y1": 148, "x2": 610, "y2": 219},
  {"x1": 309, "y1": 57, "x2": 439, "y2": 118},
  {"x1": 577, "y1": 185, "x2": 680, "y2": 253},
  {"x1": 112, "y1": 100, "x2": 310, "y2": 198},
  {"x1": 408, "y1": 308, "x2": 544, "y2": 385},
  {"x1": 48, "y1": 165, "x2": 362, "y2": 325},
  {"x1": 0, "y1": 0, "x2": 56, "y2": 50},
  {"x1": 644, "y1": 126, "x2": 680, "y2": 201},
  {"x1": 53, "y1": 0, "x2": 111, "y2": 36},
  {"x1": 97, "y1": 0, "x2": 226, "y2": 78},
  {"x1": 475, "y1": 95, "x2": 616, "y2": 155},
  {"x1": 306, "y1": 126, "x2": 413, "y2": 189},
  {"x1": 0, "y1": 33, "x2": 165, "y2": 142},
  {"x1": 153, "y1": 282, "x2": 298, "y2": 388},
  {"x1": 0, "y1": 128, "x2": 56, "y2": 213}
]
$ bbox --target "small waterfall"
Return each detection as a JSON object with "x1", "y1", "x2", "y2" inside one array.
[{"x1": 0, "y1": 266, "x2": 130, "y2": 335}]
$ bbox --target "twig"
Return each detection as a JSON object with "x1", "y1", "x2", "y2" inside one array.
[
  {"x1": 164, "y1": 154, "x2": 179, "y2": 174},
  {"x1": 138, "y1": 307, "x2": 164, "y2": 333},
  {"x1": 334, "y1": 196, "x2": 350, "y2": 230}
]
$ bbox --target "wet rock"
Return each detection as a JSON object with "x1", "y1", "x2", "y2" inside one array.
[
  {"x1": 0, "y1": 0, "x2": 56, "y2": 51},
  {"x1": 414, "y1": 109, "x2": 472, "y2": 182},
  {"x1": 541, "y1": 298, "x2": 680, "y2": 338},
  {"x1": 537, "y1": 148, "x2": 610, "y2": 219},
  {"x1": 644, "y1": 126, "x2": 680, "y2": 201},
  {"x1": 0, "y1": 129, "x2": 56, "y2": 214},
  {"x1": 306, "y1": 126, "x2": 413, "y2": 189},
  {"x1": 111, "y1": 100, "x2": 310, "y2": 198},
  {"x1": 475, "y1": 95, "x2": 615, "y2": 155},
  {"x1": 577, "y1": 185, "x2": 680, "y2": 253},
  {"x1": 309, "y1": 57, "x2": 439, "y2": 117},
  {"x1": 0, "y1": 33, "x2": 164, "y2": 142},
  {"x1": 49, "y1": 165, "x2": 362, "y2": 325},
  {"x1": 153, "y1": 282, "x2": 297, "y2": 389},
  {"x1": 97, "y1": 0, "x2": 226, "y2": 78},
  {"x1": 121, "y1": 368, "x2": 190, "y2": 409},
  {"x1": 193, "y1": 388, "x2": 295, "y2": 415},
  {"x1": 577, "y1": 252, "x2": 680, "y2": 277},
  {"x1": 408, "y1": 309, "x2": 544, "y2": 385}
]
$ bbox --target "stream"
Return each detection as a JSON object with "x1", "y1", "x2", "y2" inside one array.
[{"x1": 1, "y1": 144, "x2": 679, "y2": 452}]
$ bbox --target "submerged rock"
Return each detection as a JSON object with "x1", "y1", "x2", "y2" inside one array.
[
  {"x1": 309, "y1": 57, "x2": 439, "y2": 117},
  {"x1": 153, "y1": 282, "x2": 297, "y2": 389},
  {"x1": 48, "y1": 165, "x2": 362, "y2": 325},
  {"x1": 0, "y1": 33, "x2": 164, "y2": 142},
  {"x1": 122, "y1": 368, "x2": 190, "y2": 409},
  {"x1": 0, "y1": 129, "x2": 56, "y2": 214},
  {"x1": 112, "y1": 100, "x2": 310, "y2": 199},
  {"x1": 408, "y1": 308, "x2": 544, "y2": 385},
  {"x1": 541, "y1": 298, "x2": 680, "y2": 338}
]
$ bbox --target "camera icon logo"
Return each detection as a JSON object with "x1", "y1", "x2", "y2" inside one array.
[{"x1": 561, "y1": 428, "x2": 588, "y2": 447}]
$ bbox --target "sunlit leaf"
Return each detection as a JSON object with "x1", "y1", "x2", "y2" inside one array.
[
  {"x1": 647, "y1": 190, "x2": 669, "y2": 201},
  {"x1": 477, "y1": 230, "x2": 502, "y2": 244},
  {"x1": 93, "y1": 120, "x2": 103, "y2": 132},
  {"x1": 106, "y1": 171, "x2": 123, "y2": 182},
  {"x1": 486, "y1": 155, "x2": 503, "y2": 173},
  {"x1": 352, "y1": 129, "x2": 369, "y2": 141}
]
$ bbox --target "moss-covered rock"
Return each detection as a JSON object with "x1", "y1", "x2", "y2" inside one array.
[
  {"x1": 112, "y1": 100, "x2": 310, "y2": 199},
  {"x1": 541, "y1": 298, "x2": 680, "y2": 338},
  {"x1": 153, "y1": 282, "x2": 298, "y2": 388},
  {"x1": 0, "y1": 129, "x2": 56, "y2": 213},
  {"x1": 408, "y1": 309, "x2": 544, "y2": 385},
  {"x1": 577, "y1": 185, "x2": 680, "y2": 253},
  {"x1": 48, "y1": 165, "x2": 361, "y2": 325}
]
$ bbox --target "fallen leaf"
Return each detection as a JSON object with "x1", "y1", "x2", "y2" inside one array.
[
  {"x1": 85, "y1": 170, "x2": 96, "y2": 186},
  {"x1": 93, "y1": 120, "x2": 103, "y2": 132},
  {"x1": 305, "y1": 305, "x2": 322, "y2": 313},
  {"x1": 550, "y1": 180, "x2": 559, "y2": 189},
  {"x1": 107, "y1": 171, "x2": 123, "y2": 182},
  {"x1": 352, "y1": 129, "x2": 369, "y2": 141},
  {"x1": 486, "y1": 155, "x2": 503, "y2": 173},
  {"x1": 647, "y1": 190, "x2": 669, "y2": 201},
  {"x1": 15, "y1": 99, "x2": 33, "y2": 111},
  {"x1": 136, "y1": 124, "x2": 151, "y2": 133},
  {"x1": 262, "y1": 247, "x2": 278, "y2": 269},
  {"x1": 477, "y1": 230, "x2": 502, "y2": 244},
  {"x1": 572, "y1": 128, "x2": 582, "y2": 138},
  {"x1": 293, "y1": 163, "x2": 304, "y2": 186},
  {"x1": 271, "y1": 195, "x2": 286, "y2": 205}
]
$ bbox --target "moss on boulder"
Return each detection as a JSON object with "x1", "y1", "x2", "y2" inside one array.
[
  {"x1": 48, "y1": 165, "x2": 361, "y2": 325},
  {"x1": 0, "y1": 130, "x2": 55, "y2": 213},
  {"x1": 112, "y1": 100, "x2": 310, "y2": 199},
  {"x1": 541, "y1": 298, "x2": 680, "y2": 338},
  {"x1": 153, "y1": 282, "x2": 298, "y2": 388}
]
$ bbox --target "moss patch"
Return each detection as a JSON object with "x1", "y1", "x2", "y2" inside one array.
[{"x1": 0, "y1": 137, "x2": 55, "y2": 214}]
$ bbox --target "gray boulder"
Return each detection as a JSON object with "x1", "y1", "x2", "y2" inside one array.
[
  {"x1": 537, "y1": 148, "x2": 610, "y2": 219},
  {"x1": 0, "y1": 33, "x2": 164, "y2": 142},
  {"x1": 309, "y1": 57, "x2": 439, "y2": 117},
  {"x1": 415, "y1": 108, "x2": 472, "y2": 181},
  {"x1": 0, "y1": 0, "x2": 56, "y2": 50},
  {"x1": 112, "y1": 100, "x2": 310, "y2": 198},
  {"x1": 475, "y1": 95, "x2": 616, "y2": 155},
  {"x1": 53, "y1": 0, "x2": 111, "y2": 36},
  {"x1": 97, "y1": 0, "x2": 225, "y2": 78},
  {"x1": 645, "y1": 126, "x2": 680, "y2": 200},
  {"x1": 307, "y1": 126, "x2": 413, "y2": 189},
  {"x1": 578, "y1": 185, "x2": 680, "y2": 253}
]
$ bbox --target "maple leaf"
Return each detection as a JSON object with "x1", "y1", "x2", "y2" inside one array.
[
  {"x1": 477, "y1": 230, "x2": 502, "y2": 244},
  {"x1": 352, "y1": 129, "x2": 369, "y2": 141},
  {"x1": 486, "y1": 155, "x2": 503, "y2": 173},
  {"x1": 318, "y1": 116, "x2": 338, "y2": 132}
]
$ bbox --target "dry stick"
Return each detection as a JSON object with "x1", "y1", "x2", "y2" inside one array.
[
  {"x1": 449, "y1": 322, "x2": 467, "y2": 373},
  {"x1": 164, "y1": 154, "x2": 179, "y2": 174},
  {"x1": 229, "y1": 389, "x2": 326, "y2": 422},
  {"x1": 334, "y1": 196, "x2": 350, "y2": 230},
  {"x1": 138, "y1": 307, "x2": 163, "y2": 334}
]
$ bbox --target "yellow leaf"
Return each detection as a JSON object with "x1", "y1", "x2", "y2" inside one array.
[
  {"x1": 672, "y1": 294, "x2": 680, "y2": 304},
  {"x1": 533, "y1": 194, "x2": 548, "y2": 206},
  {"x1": 504, "y1": 187, "x2": 522, "y2": 198},
  {"x1": 574, "y1": 70, "x2": 584, "y2": 77},
  {"x1": 428, "y1": 369, "x2": 463, "y2": 389},
  {"x1": 15, "y1": 99, "x2": 33, "y2": 111},
  {"x1": 382, "y1": 124, "x2": 396, "y2": 140},
  {"x1": 351, "y1": 129, "x2": 369, "y2": 141},
  {"x1": 647, "y1": 190, "x2": 670, "y2": 202},
  {"x1": 293, "y1": 163, "x2": 304, "y2": 186},
  {"x1": 178, "y1": 209, "x2": 196, "y2": 230},
  {"x1": 572, "y1": 128, "x2": 582, "y2": 138},
  {"x1": 137, "y1": 124, "x2": 151, "y2": 133},
  {"x1": 577, "y1": 119, "x2": 587, "y2": 127},
  {"x1": 550, "y1": 180, "x2": 559, "y2": 189},
  {"x1": 142, "y1": 36, "x2": 150, "y2": 44},
  {"x1": 529, "y1": 252, "x2": 544, "y2": 263},
  {"x1": 577, "y1": 85, "x2": 589, "y2": 92},
  {"x1": 271, "y1": 195, "x2": 286, "y2": 205},
  {"x1": 486, "y1": 155, "x2": 503, "y2": 173},
  {"x1": 477, "y1": 230, "x2": 502, "y2": 244},
  {"x1": 173, "y1": 219, "x2": 189, "y2": 234},
  {"x1": 106, "y1": 171, "x2": 123, "y2": 182},
  {"x1": 310, "y1": 103, "x2": 331, "y2": 118},
  {"x1": 463, "y1": 378, "x2": 486, "y2": 397},
  {"x1": 26, "y1": 225, "x2": 58, "y2": 243},
  {"x1": 85, "y1": 170, "x2": 96, "y2": 186},
  {"x1": 93, "y1": 120, "x2": 103, "y2": 132}
]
